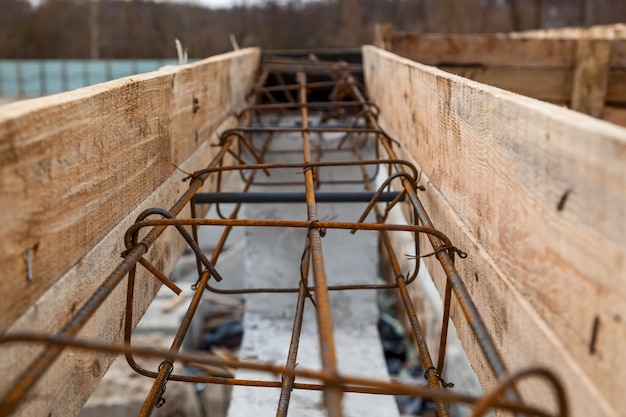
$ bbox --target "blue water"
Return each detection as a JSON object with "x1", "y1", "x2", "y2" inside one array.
[{"x1": 0, "y1": 59, "x2": 182, "y2": 96}]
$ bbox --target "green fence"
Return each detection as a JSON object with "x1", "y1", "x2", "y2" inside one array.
[{"x1": 0, "y1": 59, "x2": 182, "y2": 96}]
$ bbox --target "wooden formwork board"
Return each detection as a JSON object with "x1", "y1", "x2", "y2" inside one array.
[
  {"x1": 510, "y1": 23, "x2": 626, "y2": 39},
  {"x1": 0, "y1": 48, "x2": 260, "y2": 417},
  {"x1": 364, "y1": 45, "x2": 626, "y2": 417},
  {"x1": 375, "y1": 25, "x2": 626, "y2": 125}
]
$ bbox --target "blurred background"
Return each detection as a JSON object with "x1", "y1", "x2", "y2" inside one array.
[
  {"x1": 1, "y1": 0, "x2": 625, "y2": 97},
  {"x1": 3, "y1": 0, "x2": 626, "y2": 59}
]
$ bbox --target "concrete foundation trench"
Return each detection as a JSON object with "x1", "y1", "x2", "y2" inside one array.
[
  {"x1": 2, "y1": 54, "x2": 553, "y2": 417},
  {"x1": 78, "y1": 56, "x2": 487, "y2": 417}
]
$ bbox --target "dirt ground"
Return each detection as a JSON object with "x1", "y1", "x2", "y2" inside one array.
[{"x1": 79, "y1": 332, "x2": 232, "y2": 417}]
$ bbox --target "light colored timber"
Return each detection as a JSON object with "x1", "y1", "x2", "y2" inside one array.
[
  {"x1": 373, "y1": 22, "x2": 395, "y2": 50},
  {"x1": 388, "y1": 33, "x2": 579, "y2": 67},
  {"x1": 0, "y1": 48, "x2": 260, "y2": 417},
  {"x1": 364, "y1": 45, "x2": 626, "y2": 417},
  {"x1": 0, "y1": 120, "x2": 236, "y2": 417},
  {"x1": 571, "y1": 40, "x2": 612, "y2": 117},
  {"x1": 379, "y1": 30, "x2": 626, "y2": 122},
  {"x1": 437, "y1": 66, "x2": 572, "y2": 102},
  {"x1": 386, "y1": 32, "x2": 626, "y2": 68},
  {"x1": 0, "y1": 48, "x2": 259, "y2": 333},
  {"x1": 511, "y1": 23, "x2": 626, "y2": 40}
]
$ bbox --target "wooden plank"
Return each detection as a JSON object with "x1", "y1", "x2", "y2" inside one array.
[
  {"x1": 606, "y1": 69, "x2": 626, "y2": 103},
  {"x1": 438, "y1": 66, "x2": 572, "y2": 101},
  {"x1": 0, "y1": 48, "x2": 259, "y2": 333},
  {"x1": 0, "y1": 48, "x2": 260, "y2": 416},
  {"x1": 170, "y1": 58, "x2": 232, "y2": 163},
  {"x1": 511, "y1": 23, "x2": 626, "y2": 40},
  {"x1": 571, "y1": 40, "x2": 612, "y2": 117},
  {"x1": 0, "y1": 118, "x2": 239, "y2": 417},
  {"x1": 0, "y1": 74, "x2": 172, "y2": 332},
  {"x1": 388, "y1": 32, "x2": 626, "y2": 68},
  {"x1": 373, "y1": 23, "x2": 395, "y2": 49},
  {"x1": 390, "y1": 33, "x2": 579, "y2": 68},
  {"x1": 610, "y1": 42, "x2": 626, "y2": 69},
  {"x1": 363, "y1": 45, "x2": 626, "y2": 417},
  {"x1": 603, "y1": 105, "x2": 626, "y2": 127},
  {"x1": 384, "y1": 32, "x2": 626, "y2": 107}
]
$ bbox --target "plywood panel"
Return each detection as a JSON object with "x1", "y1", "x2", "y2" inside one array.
[{"x1": 364, "y1": 45, "x2": 626, "y2": 417}]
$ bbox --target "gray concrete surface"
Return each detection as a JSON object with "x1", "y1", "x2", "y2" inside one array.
[
  {"x1": 84, "y1": 115, "x2": 399, "y2": 417},
  {"x1": 226, "y1": 119, "x2": 400, "y2": 417},
  {"x1": 83, "y1": 112, "x2": 488, "y2": 417}
]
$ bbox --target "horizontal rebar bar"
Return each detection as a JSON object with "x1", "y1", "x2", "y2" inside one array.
[
  {"x1": 193, "y1": 191, "x2": 401, "y2": 204},
  {"x1": 0, "y1": 333, "x2": 565, "y2": 417}
]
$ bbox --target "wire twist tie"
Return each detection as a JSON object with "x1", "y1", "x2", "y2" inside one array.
[
  {"x1": 308, "y1": 219, "x2": 326, "y2": 237},
  {"x1": 424, "y1": 366, "x2": 455, "y2": 388}
]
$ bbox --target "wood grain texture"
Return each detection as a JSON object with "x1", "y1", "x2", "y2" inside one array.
[
  {"x1": 389, "y1": 32, "x2": 626, "y2": 68},
  {"x1": 0, "y1": 74, "x2": 172, "y2": 332},
  {"x1": 0, "y1": 48, "x2": 259, "y2": 416},
  {"x1": 438, "y1": 66, "x2": 572, "y2": 101},
  {"x1": 385, "y1": 32, "x2": 626, "y2": 107},
  {"x1": 364, "y1": 45, "x2": 626, "y2": 417},
  {"x1": 0, "y1": 48, "x2": 260, "y2": 333},
  {"x1": 512, "y1": 23, "x2": 626, "y2": 40},
  {"x1": 0, "y1": 118, "x2": 238, "y2": 417},
  {"x1": 571, "y1": 40, "x2": 612, "y2": 117},
  {"x1": 390, "y1": 33, "x2": 579, "y2": 67}
]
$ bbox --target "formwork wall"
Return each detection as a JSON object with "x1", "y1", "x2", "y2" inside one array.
[
  {"x1": 0, "y1": 48, "x2": 260, "y2": 417},
  {"x1": 375, "y1": 24, "x2": 626, "y2": 127},
  {"x1": 364, "y1": 45, "x2": 626, "y2": 417}
]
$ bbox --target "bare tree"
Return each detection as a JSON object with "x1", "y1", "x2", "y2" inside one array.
[
  {"x1": 2, "y1": 0, "x2": 626, "y2": 59},
  {"x1": 508, "y1": 0, "x2": 521, "y2": 31},
  {"x1": 336, "y1": 0, "x2": 364, "y2": 47},
  {"x1": 579, "y1": 0, "x2": 593, "y2": 27}
]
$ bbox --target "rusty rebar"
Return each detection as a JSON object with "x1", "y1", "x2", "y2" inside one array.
[
  {"x1": 0, "y1": 334, "x2": 564, "y2": 417},
  {"x1": 0, "y1": 56, "x2": 567, "y2": 417},
  {"x1": 276, "y1": 242, "x2": 310, "y2": 416},
  {"x1": 344, "y1": 72, "x2": 525, "y2": 408},
  {"x1": 297, "y1": 71, "x2": 343, "y2": 417}
]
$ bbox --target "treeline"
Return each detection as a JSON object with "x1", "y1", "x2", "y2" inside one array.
[{"x1": 1, "y1": 0, "x2": 625, "y2": 59}]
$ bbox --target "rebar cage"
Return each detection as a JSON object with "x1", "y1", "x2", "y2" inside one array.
[{"x1": 0, "y1": 55, "x2": 567, "y2": 417}]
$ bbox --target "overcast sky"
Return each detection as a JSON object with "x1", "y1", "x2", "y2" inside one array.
[
  {"x1": 181, "y1": 0, "x2": 294, "y2": 8},
  {"x1": 191, "y1": 0, "x2": 248, "y2": 7},
  {"x1": 27, "y1": 0, "x2": 302, "y2": 8}
]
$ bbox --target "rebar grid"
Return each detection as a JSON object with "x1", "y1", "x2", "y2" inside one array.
[{"x1": 0, "y1": 56, "x2": 568, "y2": 417}]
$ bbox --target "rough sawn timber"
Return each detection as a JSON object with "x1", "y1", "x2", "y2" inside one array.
[
  {"x1": 570, "y1": 39, "x2": 612, "y2": 118},
  {"x1": 363, "y1": 45, "x2": 626, "y2": 417},
  {"x1": 379, "y1": 29, "x2": 626, "y2": 125},
  {"x1": 0, "y1": 47, "x2": 260, "y2": 417},
  {"x1": 511, "y1": 23, "x2": 626, "y2": 40}
]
